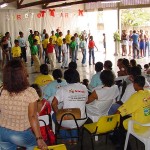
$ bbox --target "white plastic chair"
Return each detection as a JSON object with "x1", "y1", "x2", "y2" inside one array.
[{"x1": 124, "y1": 120, "x2": 150, "y2": 150}]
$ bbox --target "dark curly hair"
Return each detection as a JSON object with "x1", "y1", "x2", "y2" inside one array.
[{"x1": 3, "y1": 59, "x2": 29, "y2": 93}]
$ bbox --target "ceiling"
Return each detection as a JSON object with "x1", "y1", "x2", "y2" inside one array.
[{"x1": 0, "y1": 0, "x2": 120, "y2": 9}]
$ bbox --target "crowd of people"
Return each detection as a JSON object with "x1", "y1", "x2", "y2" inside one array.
[
  {"x1": 0, "y1": 29, "x2": 101, "y2": 72},
  {"x1": 0, "y1": 28, "x2": 150, "y2": 150},
  {"x1": 121, "y1": 29, "x2": 150, "y2": 59}
]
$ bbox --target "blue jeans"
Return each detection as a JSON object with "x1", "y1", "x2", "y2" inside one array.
[
  {"x1": 75, "y1": 45, "x2": 79, "y2": 59},
  {"x1": 82, "y1": 49, "x2": 86, "y2": 64},
  {"x1": 145, "y1": 41, "x2": 150, "y2": 56},
  {"x1": 0, "y1": 127, "x2": 37, "y2": 150},
  {"x1": 89, "y1": 48, "x2": 95, "y2": 64},
  {"x1": 71, "y1": 50, "x2": 76, "y2": 62},
  {"x1": 108, "y1": 103, "x2": 121, "y2": 115},
  {"x1": 58, "y1": 46, "x2": 62, "y2": 62}
]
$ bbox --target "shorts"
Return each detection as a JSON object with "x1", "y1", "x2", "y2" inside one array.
[
  {"x1": 140, "y1": 41, "x2": 145, "y2": 50},
  {"x1": 128, "y1": 41, "x2": 133, "y2": 46},
  {"x1": 122, "y1": 40, "x2": 127, "y2": 46}
]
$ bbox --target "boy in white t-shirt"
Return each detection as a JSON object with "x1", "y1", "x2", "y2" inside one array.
[{"x1": 61, "y1": 38, "x2": 68, "y2": 69}]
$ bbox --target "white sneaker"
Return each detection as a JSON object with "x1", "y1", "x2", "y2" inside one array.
[{"x1": 82, "y1": 64, "x2": 87, "y2": 67}]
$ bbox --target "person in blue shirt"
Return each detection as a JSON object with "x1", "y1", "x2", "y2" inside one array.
[
  {"x1": 43, "y1": 69, "x2": 67, "y2": 106},
  {"x1": 89, "y1": 62, "x2": 103, "y2": 91},
  {"x1": 131, "y1": 30, "x2": 139, "y2": 59}
]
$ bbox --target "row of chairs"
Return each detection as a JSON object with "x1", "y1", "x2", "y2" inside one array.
[{"x1": 37, "y1": 112, "x2": 150, "y2": 150}]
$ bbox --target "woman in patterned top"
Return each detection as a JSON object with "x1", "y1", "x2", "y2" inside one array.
[{"x1": 0, "y1": 59, "x2": 47, "y2": 150}]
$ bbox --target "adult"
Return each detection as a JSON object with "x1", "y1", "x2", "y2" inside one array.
[
  {"x1": 5, "y1": 32, "x2": 12, "y2": 60},
  {"x1": 116, "y1": 76, "x2": 150, "y2": 149},
  {"x1": 86, "y1": 70, "x2": 119, "y2": 122},
  {"x1": 18, "y1": 32, "x2": 27, "y2": 63},
  {"x1": 131, "y1": 30, "x2": 139, "y2": 59},
  {"x1": 145, "y1": 30, "x2": 150, "y2": 57},
  {"x1": 52, "y1": 69, "x2": 88, "y2": 128},
  {"x1": 139, "y1": 29, "x2": 145, "y2": 58},
  {"x1": 89, "y1": 62, "x2": 103, "y2": 91},
  {"x1": 34, "y1": 64, "x2": 54, "y2": 90},
  {"x1": 104, "y1": 60, "x2": 116, "y2": 78},
  {"x1": 1, "y1": 36, "x2": 9, "y2": 68},
  {"x1": 128, "y1": 30, "x2": 133, "y2": 56},
  {"x1": 121, "y1": 30, "x2": 128, "y2": 56},
  {"x1": 0, "y1": 59, "x2": 47, "y2": 149},
  {"x1": 43, "y1": 69, "x2": 67, "y2": 105}
]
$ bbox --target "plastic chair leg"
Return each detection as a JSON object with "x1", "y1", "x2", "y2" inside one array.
[
  {"x1": 135, "y1": 138, "x2": 138, "y2": 150},
  {"x1": 145, "y1": 141, "x2": 150, "y2": 150},
  {"x1": 124, "y1": 132, "x2": 130, "y2": 150},
  {"x1": 91, "y1": 136, "x2": 94, "y2": 150}
]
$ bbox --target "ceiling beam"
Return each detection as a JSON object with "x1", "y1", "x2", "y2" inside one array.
[
  {"x1": 44, "y1": 0, "x2": 102, "y2": 9},
  {"x1": 17, "y1": 0, "x2": 66, "y2": 9}
]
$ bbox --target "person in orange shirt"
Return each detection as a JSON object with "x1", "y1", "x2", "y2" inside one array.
[{"x1": 88, "y1": 36, "x2": 98, "y2": 65}]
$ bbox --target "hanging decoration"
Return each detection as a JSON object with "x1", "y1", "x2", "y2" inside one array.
[
  {"x1": 78, "y1": 9, "x2": 84, "y2": 16},
  {"x1": 49, "y1": 9, "x2": 55, "y2": 17},
  {"x1": 6, "y1": 9, "x2": 82, "y2": 21}
]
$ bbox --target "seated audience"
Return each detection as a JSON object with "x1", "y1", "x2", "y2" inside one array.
[
  {"x1": 130, "y1": 59, "x2": 137, "y2": 67},
  {"x1": 104, "y1": 60, "x2": 116, "y2": 77},
  {"x1": 116, "y1": 76, "x2": 150, "y2": 149},
  {"x1": 117, "y1": 58, "x2": 130, "y2": 77},
  {"x1": 34, "y1": 64, "x2": 54, "y2": 91},
  {"x1": 52, "y1": 69, "x2": 88, "y2": 143},
  {"x1": 89, "y1": 62, "x2": 103, "y2": 91},
  {"x1": 0, "y1": 59, "x2": 47, "y2": 149},
  {"x1": 86, "y1": 70, "x2": 119, "y2": 122},
  {"x1": 109, "y1": 66, "x2": 150, "y2": 115},
  {"x1": 31, "y1": 84, "x2": 55, "y2": 146},
  {"x1": 43, "y1": 69, "x2": 67, "y2": 105}
]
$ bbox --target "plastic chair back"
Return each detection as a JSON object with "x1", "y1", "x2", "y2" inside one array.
[
  {"x1": 39, "y1": 114, "x2": 50, "y2": 127},
  {"x1": 34, "y1": 144, "x2": 67, "y2": 150},
  {"x1": 96, "y1": 114, "x2": 120, "y2": 134}
]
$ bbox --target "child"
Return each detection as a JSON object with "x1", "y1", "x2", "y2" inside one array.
[
  {"x1": 88, "y1": 36, "x2": 98, "y2": 65},
  {"x1": 42, "y1": 33, "x2": 49, "y2": 64},
  {"x1": 79, "y1": 35, "x2": 87, "y2": 67},
  {"x1": 70, "y1": 36, "x2": 76, "y2": 62},
  {"x1": 47, "y1": 38, "x2": 55, "y2": 71},
  {"x1": 31, "y1": 39, "x2": 41, "y2": 73},
  {"x1": 30, "y1": 84, "x2": 55, "y2": 146},
  {"x1": 61, "y1": 38, "x2": 68, "y2": 69},
  {"x1": 11, "y1": 39, "x2": 21, "y2": 59}
]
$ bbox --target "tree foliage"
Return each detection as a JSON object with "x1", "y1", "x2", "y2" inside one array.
[{"x1": 121, "y1": 8, "x2": 150, "y2": 27}]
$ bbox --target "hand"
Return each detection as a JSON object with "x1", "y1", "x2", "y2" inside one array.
[{"x1": 37, "y1": 139, "x2": 48, "y2": 150}]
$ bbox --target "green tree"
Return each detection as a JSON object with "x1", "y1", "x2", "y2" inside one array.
[{"x1": 121, "y1": 8, "x2": 150, "y2": 28}]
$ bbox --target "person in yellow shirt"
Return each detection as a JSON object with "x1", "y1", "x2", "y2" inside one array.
[
  {"x1": 118, "y1": 75, "x2": 150, "y2": 130},
  {"x1": 57, "y1": 32, "x2": 63, "y2": 63},
  {"x1": 65, "y1": 30, "x2": 72, "y2": 58},
  {"x1": 34, "y1": 64, "x2": 54, "y2": 90},
  {"x1": 115, "y1": 75, "x2": 150, "y2": 149},
  {"x1": 34, "y1": 31, "x2": 42, "y2": 58},
  {"x1": 11, "y1": 39, "x2": 21, "y2": 59},
  {"x1": 50, "y1": 31, "x2": 58, "y2": 59},
  {"x1": 42, "y1": 34, "x2": 49, "y2": 64}
]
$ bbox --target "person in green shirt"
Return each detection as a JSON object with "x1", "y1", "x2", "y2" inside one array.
[
  {"x1": 31, "y1": 39, "x2": 41, "y2": 73},
  {"x1": 70, "y1": 36, "x2": 76, "y2": 62}
]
